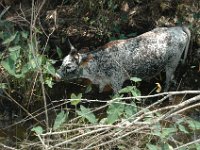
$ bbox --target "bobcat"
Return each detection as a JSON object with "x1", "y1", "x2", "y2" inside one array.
[{"x1": 56, "y1": 26, "x2": 191, "y2": 93}]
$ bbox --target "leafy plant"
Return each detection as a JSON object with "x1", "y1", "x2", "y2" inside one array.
[
  {"x1": 105, "y1": 101, "x2": 138, "y2": 124},
  {"x1": 106, "y1": 102, "x2": 125, "y2": 124},
  {"x1": 116, "y1": 77, "x2": 142, "y2": 99},
  {"x1": 73, "y1": 86, "x2": 139, "y2": 124},
  {"x1": 53, "y1": 110, "x2": 68, "y2": 130},
  {"x1": 0, "y1": 22, "x2": 56, "y2": 91},
  {"x1": 70, "y1": 93, "x2": 82, "y2": 106},
  {"x1": 31, "y1": 126, "x2": 44, "y2": 135},
  {"x1": 76, "y1": 105, "x2": 97, "y2": 124}
]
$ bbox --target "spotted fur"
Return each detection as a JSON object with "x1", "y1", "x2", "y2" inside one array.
[{"x1": 56, "y1": 26, "x2": 191, "y2": 93}]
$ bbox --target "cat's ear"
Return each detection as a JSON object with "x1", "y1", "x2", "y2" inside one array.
[{"x1": 67, "y1": 38, "x2": 77, "y2": 54}]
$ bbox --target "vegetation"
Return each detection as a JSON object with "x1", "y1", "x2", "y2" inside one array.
[{"x1": 0, "y1": 0, "x2": 200, "y2": 149}]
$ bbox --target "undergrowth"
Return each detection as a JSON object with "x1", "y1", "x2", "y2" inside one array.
[{"x1": 30, "y1": 82, "x2": 200, "y2": 149}]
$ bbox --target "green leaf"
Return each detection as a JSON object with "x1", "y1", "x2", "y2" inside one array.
[
  {"x1": 106, "y1": 102, "x2": 125, "y2": 124},
  {"x1": 99, "y1": 118, "x2": 107, "y2": 124},
  {"x1": 70, "y1": 93, "x2": 82, "y2": 106},
  {"x1": 146, "y1": 144, "x2": 159, "y2": 150},
  {"x1": 14, "y1": 32, "x2": 20, "y2": 44},
  {"x1": 178, "y1": 124, "x2": 189, "y2": 134},
  {"x1": 117, "y1": 145, "x2": 126, "y2": 150},
  {"x1": 76, "y1": 105, "x2": 97, "y2": 124},
  {"x1": 21, "y1": 63, "x2": 31, "y2": 74},
  {"x1": 131, "y1": 87, "x2": 141, "y2": 97},
  {"x1": 186, "y1": 143, "x2": 200, "y2": 150},
  {"x1": 130, "y1": 77, "x2": 142, "y2": 83},
  {"x1": 44, "y1": 61, "x2": 56, "y2": 75},
  {"x1": 0, "y1": 83, "x2": 7, "y2": 89},
  {"x1": 0, "y1": 31, "x2": 4, "y2": 39},
  {"x1": 124, "y1": 102, "x2": 137, "y2": 118},
  {"x1": 152, "y1": 130, "x2": 162, "y2": 137},
  {"x1": 56, "y1": 46, "x2": 63, "y2": 59},
  {"x1": 34, "y1": 27, "x2": 42, "y2": 34},
  {"x1": 175, "y1": 118, "x2": 185, "y2": 124},
  {"x1": 8, "y1": 46, "x2": 21, "y2": 52},
  {"x1": 29, "y1": 55, "x2": 43, "y2": 69},
  {"x1": 188, "y1": 119, "x2": 200, "y2": 130},
  {"x1": 31, "y1": 126, "x2": 44, "y2": 134},
  {"x1": 29, "y1": 58, "x2": 37, "y2": 69},
  {"x1": 118, "y1": 86, "x2": 141, "y2": 98},
  {"x1": 119, "y1": 86, "x2": 134, "y2": 94},
  {"x1": 9, "y1": 49, "x2": 20, "y2": 61},
  {"x1": 151, "y1": 123, "x2": 162, "y2": 136},
  {"x1": 2, "y1": 32, "x2": 17, "y2": 45},
  {"x1": 45, "y1": 77, "x2": 54, "y2": 88},
  {"x1": 1, "y1": 51, "x2": 26, "y2": 78},
  {"x1": 53, "y1": 110, "x2": 68, "y2": 130},
  {"x1": 1, "y1": 57, "x2": 16, "y2": 76},
  {"x1": 112, "y1": 93, "x2": 124, "y2": 100},
  {"x1": 162, "y1": 127, "x2": 177, "y2": 138},
  {"x1": 85, "y1": 84, "x2": 92, "y2": 93},
  {"x1": 195, "y1": 144, "x2": 200, "y2": 150},
  {"x1": 194, "y1": 143, "x2": 200, "y2": 150},
  {"x1": 162, "y1": 143, "x2": 173, "y2": 150},
  {"x1": 21, "y1": 31, "x2": 28, "y2": 39}
]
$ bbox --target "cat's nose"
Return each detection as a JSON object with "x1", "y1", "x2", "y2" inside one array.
[
  {"x1": 54, "y1": 68, "x2": 64, "y2": 81},
  {"x1": 54, "y1": 72, "x2": 62, "y2": 81}
]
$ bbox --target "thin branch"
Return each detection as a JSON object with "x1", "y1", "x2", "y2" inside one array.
[
  {"x1": 41, "y1": 124, "x2": 124, "y2": 136},
  {"x1": 83, "y1": 125, "x2": 149, "y2": 150},
  {"x1": 48, "y1": 127, "x2": 111, "y2": 149},
  {"x1": 0, "y1": 143, "x2": 18, "y2": 150},
  {"x1": 162, "y1": 94, "x2": 200, "y2": 120},
  {"x1": 36, "y1": 134, "x2": 48, "y2": 150},
  {"x1": 4, "y1": 91, "x2": 42, "y2": 125},
  {"x1": 166, "y1": 96, "x2": 200, "y2": 119},
  {"x1": 52, "y1": 90, "x2": 200, "y2": 103},
  {"x1": 174, "y1": 138, "x2": 200, "y2": 150}
]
